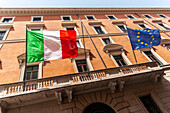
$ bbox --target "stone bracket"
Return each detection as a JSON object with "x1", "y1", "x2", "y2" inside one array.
[
  {"x1": 118, "y1": 80, "x2": 125, "y2": 91},
  {"x1": 54, "y1": 91, "x2": 62, "y2": 105},
  {"x1": 108, "y1": 81, "x2": 117, "y2": 93},
  {"x1": 0, "y1": 100, "x2": 7, "y2": 113},
  {"x1": 65, "y1": 88, "x2": 72, "y2": 103}
]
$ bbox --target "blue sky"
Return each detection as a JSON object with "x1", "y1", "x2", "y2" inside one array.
[{"x1": 0, "y1": 0, "x2": 170, "y2": 8}]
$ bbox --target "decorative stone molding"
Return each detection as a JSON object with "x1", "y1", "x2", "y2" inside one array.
[
  {"x1": 133, "y1": 20, "x2": 144, "y2": 24},
  {"x1": 112, "y1": 21, "x2": 125, "y2": 25},
  {"x1": 26, "y1": 23, "x2": 45, "y2": 27},
  {"x1": 1, "y1": 8, "x2": 170, "y2": 16},
  {"x1": 55, "y1": 91, "x2": 62, "y2": 105}
]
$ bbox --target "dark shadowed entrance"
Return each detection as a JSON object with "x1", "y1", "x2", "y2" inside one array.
[{"x1": 83, "y1": 102, "x2": 116, "y2": 113}]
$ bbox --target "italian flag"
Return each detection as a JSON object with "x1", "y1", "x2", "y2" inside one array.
[{"x1": 26, "y1": 30, "x2": 78, "y2": 63}]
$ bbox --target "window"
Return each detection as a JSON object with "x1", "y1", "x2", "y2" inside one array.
[
  {"x1": 117, "y1": 25, "x2": 127, "y2": 33},
  {"x1": 144, "y1": 51, "x2": 163, "y2": 65},
  {"x1": 143, "y1": 14, "x2": 153, "y2": 19},
  {"x1": 139, "y1": 95, "x2": 163, "y2": 113},
  {"x1": 158, "y1": 14, "x2": 168, "y2": 18},
  {"x1": 102, "y1": 38, "x2": 111, "y2": 45},
  {"x1": 107, "y1": 15, "x2": 117, "y2": 20},
  {"x1": 61, "y1": 16, "x2": 72, "y2": 21},
  {"x1": 94, "y1": 26, "x2": 105, "y2": 34},
  {"x1": 31, "y1": 16, "x2": 43, "y2": 22},
  {"x1": 76, "y1": 40, "x2": 81, "y2": 48},
  {"x1": 25, "y1": 65, "x2": 39, "y2": 80},
  {"x1": 113, "y1": 55, "x2": 127, "y2": 67},
  {"x1": 86, "y1": 15, "x2": 96, "y2": 20},
  {"x1": 64, "y1": 26, "x2": 79, "y2": 36},
  {"x1": 1, "y1": 17, "x2": 15, "y2": 23},
  {"x1": 66, "y1": 27, "x2": 74, "y2": 30},
  {"x1": 76, "y1": 60, "x2": 88, "y2": 72},
  {"x1": 157, "y1": 23, "x2": 170, "y2": 30},
  {"x1": 126, "y1": 15, "x2": 136, "y2": 19},
  {"x1": 0, "y1": 31, "x2": 6, "y2": 40},
  {"x1": 138, "y1": 24, "x2": 147, "y2": 29}
]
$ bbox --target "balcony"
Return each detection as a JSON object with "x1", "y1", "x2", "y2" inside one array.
[{"x1": 0, "y1": 62, "x2": 164, "y2": 107}]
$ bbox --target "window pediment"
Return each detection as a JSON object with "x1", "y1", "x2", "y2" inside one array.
[
  {"x1": 161, "y1": 39, "x2": 170, "y2": 49},
  {"x1": 26, "y1": 23, "x2": 45, "y2": 27},
  {"x1": 78, "y1": 48, "x2": 90, "y2": 55},
  {"x1": 88, "y1": 21, "x2": 102, "y2": 26},
  {"x1": 133, "y1": 20, "x2": 144, "y2": 24},
  {"x1": 112, "y1": 21, "x2": 125, "y2": 25},
  {"x1": 152, "y1": 19, "x2": 162, "y2": 23},
  {"x1": 103, "y1": 44, "x2": 123, "y2": 53},
  {"x1": 0, "y1": 24, "x2": 13, "y2": 28},
  {"x1": 61, "y1": 22, "x2": 76, "y2": 27}
]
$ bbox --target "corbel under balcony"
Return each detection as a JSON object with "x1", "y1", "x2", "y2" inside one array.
[
  {"x1": 61, "y1": 22, "x2": 76, "y2": 27},
  {"x1": 161, "y1": 39, "x2": 170, "y2": 49}
]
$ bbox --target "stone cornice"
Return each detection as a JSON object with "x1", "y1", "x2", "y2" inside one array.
[{"x1": 0, "y1": 8, "x2": 170, "y2": 16}]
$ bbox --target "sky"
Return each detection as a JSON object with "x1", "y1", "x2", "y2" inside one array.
[{"x1": 0, "y1": 0, "x2": 170, "y2": 8}]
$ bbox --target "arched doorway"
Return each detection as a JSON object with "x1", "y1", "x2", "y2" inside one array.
[{"x1": 83, "y1": 102, "x2": 116, "y2": 113}]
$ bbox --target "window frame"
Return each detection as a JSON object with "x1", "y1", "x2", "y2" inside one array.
[
  {"x1": 61, "y1": 16, "x2": 72, "y2": 21},
  {"x1": 110, "y1": 52, "x2": 132, "y2": 67},
  {"x1": 143, "y1": 14, "x2": 153, "y2": 19},
  {"x1": 125, "y1": 14, "x2": 136, "y2": 19},
  {"x1": 92, "y1": 25, "x2": 107, "y2": 34},
  {"x1": 100, "y1": 37, "x2": 115, "y2": 46},
  {"x1": 157, "y1": 22, "x2": 170, "y2": 30},
  {"x1": 157, "y1": 14, "x2": 168, "y2": 18},
  {"x1": 85, "y1": 15, "x2": 97, "y2": 20},
  {"x1": 0, "y1": 28, "x2": 11, "y2": 48},
  {"x1": 140, "y1": 48, "x2": 168, "y2": 65},
  {"x1": 64, "y1": 26, "x2": 79, "y2": 35},
  {"x1": 28, "y1": 26, "x2": 43, "y2": 31},
  {"x1": 1, "y1": 17, "x2": 15, "y2": 23},
  {"x1": 31, "y1": 16, "x2": 43, "y2": 22},
  {"x1": 137, "y1": 23, "x2": 150, "y2": 29},
  {"x1": 136, "y1": 91, "x2": 168, "y2": 113},
  {"x1": 116, "y1": 24, "x2": 127, "y2": 33},
  {"x1": 106, "y1": 15, "x2": 117, "y2": 20},
  {"x1": 19, "y1": 61, "x2": 43, "y2": 81}
]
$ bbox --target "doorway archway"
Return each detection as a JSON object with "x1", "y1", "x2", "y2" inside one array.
[{"x1": 83, "y1": 102, "x2": 116, "y2": 113}]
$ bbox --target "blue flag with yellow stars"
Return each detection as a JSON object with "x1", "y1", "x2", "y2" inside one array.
[{"x1": 127, "y1": 28, "x2": 161, "y2": 50}]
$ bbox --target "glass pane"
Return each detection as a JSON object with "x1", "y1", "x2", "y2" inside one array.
[
  {"x1": 83, "y1": 65, "x2": 87, "y2": 71},
  {"x1": 117, "y1": 25, "x2": 127, "y2": 33},
  {"x1": 33, "y1": 66, "x2": 39, "y2": 70},
  {"x1": 102, "y1": 38, "x2": 111, "y2": 45},
  {"x1": 158, "y1": 23, "x2": 170, "y2": 30},
  {"x1": 108, "y1": 16, "x2": 116, "y2": 19},
  {"x1": 26, "y1": 67, "x2": 33, "y2": 71},
  {"x1": 139, "y1": 24, "x2": 146, "y2": 29},
  {"x1": 2, "y1": 18, "x2": 12, "y2": 23},
  {"x1": 144, "y1": 51, "x2": 163, "y2": 65},
  {"x1": 144, "y1": 15, "x2": 152, "y2": 18},
  {"x1": 87, "y1": 16, "x2": 94, "y2": 20},
  {"x1": 32, "y1": 72, "x2": 38, "y2": 79},
  {"x1": 94, "y1": 27, "x2": 105, "y2": 34},
  {"x1": 114, "y1": 55, "x2": 126, "y2": 66},
  {"x1": 33, "y1": 17, "x2": 41, "y2": 22},
  {"x1": 159, "y1": 15, "x2": 166, "y2": 18},
  {"x1": 77, "y1": 66, "x2": 83, "y2": 72},
  {"x1": 76, "y1": 40, "x2": 81, "y2": 47},
  {"x1": 26, "y1": 72, "x2": 31, "y2": 80},
  {"x1": 0, "y1": 31, "x2": 6, "y2": 40},
  {"x1": 63, "y1": 17, "x2": 71, "y2": 21},
  {"x1": 139, "y1": 95, "x2": 163, "y2": 113},
  {"x1": 66, "y1": 28, "x2": 74, "y2": 30},
  {"x1": 127, "y1": 15, "x2": 135, "y2": 19}
]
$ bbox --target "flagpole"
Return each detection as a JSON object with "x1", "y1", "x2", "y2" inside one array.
[
  {"x1": 76, "y1": 14, "x2": 107, "y2": 69},
  {"x1": 23, "y1": 25, "x2": 28, "y2": 91},
  {"x1": 124, "y1": 22, "x2": 138, "y2": 64},
  {"x1": 135, "y1": 13, "x2": 170, "y2": 37}
]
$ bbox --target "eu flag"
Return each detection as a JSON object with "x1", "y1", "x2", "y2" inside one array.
[{"x1": 127, "y1": 28, "x2": 161, "y2": 50}]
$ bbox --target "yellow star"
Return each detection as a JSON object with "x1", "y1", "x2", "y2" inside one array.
[
  {"x1": 137, "y1": 36, "x2": 140, "y2": 38},
  {"x1": 145, "y1": 30, "x2": 147, "y2": 32},
  {"x1": 150, "y1": 42, "x2": 152, "y2": 44},
  {"x1": 149, "y1": 33, "x2": 152, "y2": 34},
  {"x1": 145, "y1": 43, "x2": 147, "y2": 45},
  {"x1": 151, "y1": 35, "x2": 153, "y2": 37},
  {"x1": 138, "y1": 39, "x2": 140, "y2": 42},
  {"x1": 137, "y1": 32, "x2": 140, "y2": 34},
  {"x1": 148, "y1": 30, "x2": 150, "y2": 32},
  {"x1": 152, "y1": 38, "x2": 154, "y2": 40},
  {"x1": 141, "y1": 42, "x2": 143, "y2": 44}
]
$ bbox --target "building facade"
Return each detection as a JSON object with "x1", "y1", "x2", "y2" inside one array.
[{"x1": 0, "y1": 8, "x2": 170, "y2": 113}]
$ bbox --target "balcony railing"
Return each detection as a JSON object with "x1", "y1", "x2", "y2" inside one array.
[{"x1": 0, "y1": 62, "x2": 158, "y2": 98}]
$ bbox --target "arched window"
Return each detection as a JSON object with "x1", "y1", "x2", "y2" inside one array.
[{"x1": 83, "y1": 102, "x2": 116, "y2": 113}]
